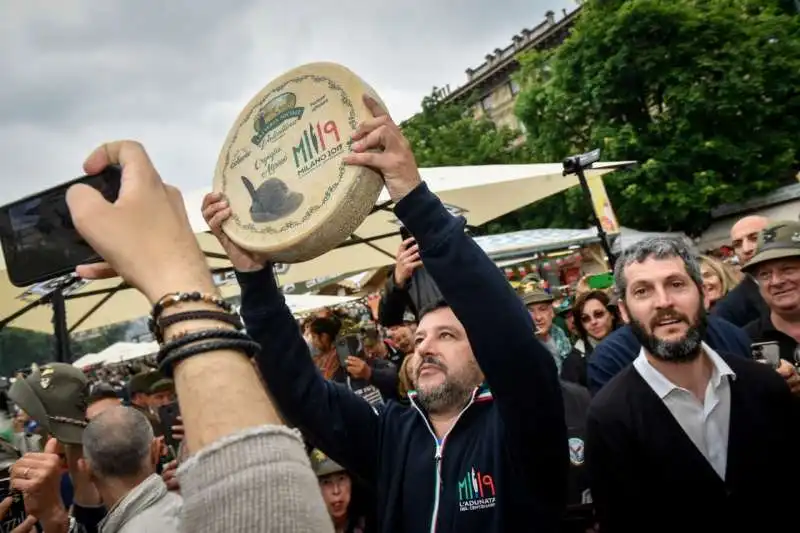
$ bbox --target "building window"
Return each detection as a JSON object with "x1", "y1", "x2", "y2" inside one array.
[{"x1": 510, "y1": 80, "x2": 521, "y2": 95}]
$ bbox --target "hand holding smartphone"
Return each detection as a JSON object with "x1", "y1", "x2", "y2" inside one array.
[{"x1": 0, "y1": 166, "x2": 122, "y2": 287}]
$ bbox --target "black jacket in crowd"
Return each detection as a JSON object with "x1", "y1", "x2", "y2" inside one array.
[
  {"x1": 587, "y1": 351, "x2": 799, "y2": 532},
  {"x1": 239, "y1": 182, "x2": 568, "y2": 533},
  {"x1": 711, "y1": 275, "x2": 768, "y2": 328},
  {"x1": 378, "y1": 266, "x2": 442, "y2": 326}
]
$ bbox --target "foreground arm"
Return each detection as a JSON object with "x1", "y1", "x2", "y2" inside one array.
[
  {"x1": 68, "y1": 140, "x2": 331, "y2": 533},
  {"x1": 396, "y1": 183, "x2": 568, "y2": 519},
  {"x1": 239, "y1": 268, "x2": 382, "y2": 483}
]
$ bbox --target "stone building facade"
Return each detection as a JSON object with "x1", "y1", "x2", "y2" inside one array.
[{"x1": 438, "y1": 6, "x2": 582, "y2": 131}]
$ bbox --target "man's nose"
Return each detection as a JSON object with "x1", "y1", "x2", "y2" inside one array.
[{"x1": 652, "y1": 286, "x2": 674, "y2": 309}]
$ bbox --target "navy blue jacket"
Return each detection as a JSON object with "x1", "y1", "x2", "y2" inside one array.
[
  {"x1": 586, "y1": 318, "x2": 751, "y2": 395},
  {"x1": 239, "y1": 183, "x2": 568, "y2": 533}
]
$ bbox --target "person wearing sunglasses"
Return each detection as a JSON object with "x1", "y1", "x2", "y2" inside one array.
[{"x1": 561, "y1": 291, "x2": 621, "y2": 389}]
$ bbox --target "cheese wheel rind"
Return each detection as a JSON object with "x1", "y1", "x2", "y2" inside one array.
[{"x1": 213, "y1": 62, "x2": 386, "y2": 263}]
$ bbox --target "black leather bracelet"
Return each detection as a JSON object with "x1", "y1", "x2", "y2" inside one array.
[
  {"x1": 157, "y1": 328, "x2": 251, "y2": 364},
  {"x1": 158, "y1": 338, "x2": 262, "y2": 378},
  {"x1": 155, "y1": 310, "x2": 243, "y2": 342},
  {"x1": 148, "y1": 292, "x2": 235, "y2": 338}
]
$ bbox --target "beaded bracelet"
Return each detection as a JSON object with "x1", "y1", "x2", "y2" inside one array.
[
  {"x1": 149, "y1": 292, "x2": 235, "y2": 339},
  {"x1": 153, "y1": 310, "x2": 243, "y2": 343},
  {"x1": 158, "y1": 337, "x2": 262, "y2": 378},
  {"x1": 158, "y1": 328, "x2": 251, "y2": 364}
]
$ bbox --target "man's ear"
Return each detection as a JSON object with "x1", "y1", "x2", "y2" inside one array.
[
  {"x1": 618, "y1": 300, "x2": 630, "y2": 324},
  {"x1": 151, "y1": 438, "x2": 163, "y2": 467},
  {"x1": 77, "y1": 457, "x2": 93, "y2": 480}
]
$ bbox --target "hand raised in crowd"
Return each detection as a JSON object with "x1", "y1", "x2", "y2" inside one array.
[
  {"x1": 11, "y1": 439, "x2": 69, "y2": 533},
  {"x1": 172, "y1": 415, "x2": 185, "y2": 442},
  {"x1": 346, "y1": 356, "x2": 372, "y2": 381},
  {"x1": 162, "y1": 460, "x2": 181, "y2": 492},
  {"x1": 0, "y1": 497, "x2": 38, "y2": 533},
  {"x1": 393, "y1": 238, "x2": 422, "y2": 288},
  {"x1": 201, "y1": 193, "x2": 268, "y2": 272},
  {"x1": 344, "y1": 95, "x2": 422, "y2": 203},
  {"x1": 66, "y1": 141, "x2": 216, "y2": 302},
  {"x1": 776, "y1": 359, "x2": 800, "y2": 396}
]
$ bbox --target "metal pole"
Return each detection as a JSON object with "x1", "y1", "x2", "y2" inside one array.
[
  {"x1": 51, "y1": 289, "x2": 71, "y2": 363},
  {"x1": 562, "y1": 149, "x2": 617, "y2": 270},
  {"x1": 574, "y1": 165, "x2": 616, "y2": 270}
]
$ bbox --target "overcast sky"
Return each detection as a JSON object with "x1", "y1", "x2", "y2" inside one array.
[{"x1": 1, "y1": 0, "x2": 576, "y2": 202}]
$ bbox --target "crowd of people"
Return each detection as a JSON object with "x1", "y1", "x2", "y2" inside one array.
[{"x1": 0, "y1": 95, "x2": 796, "y2": 533}]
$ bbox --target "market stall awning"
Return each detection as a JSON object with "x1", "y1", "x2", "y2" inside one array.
[{"x1": 0, "y1": 161, "x2": 633, "y2": 334}]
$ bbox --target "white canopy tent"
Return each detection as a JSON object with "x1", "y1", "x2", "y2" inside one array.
[
  {"x1": 69, "y1": 293, "x2": 359, "y2": 369},
  {"x1": 0, "y1": 161, "x2": 633, "y2": 335}
]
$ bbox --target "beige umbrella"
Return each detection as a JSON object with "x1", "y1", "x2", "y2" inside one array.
[
  {"x1": 186, "y1": 162, "x2": 632, "y2": 287},
  {"x1": 0, "y1": 161, "x2": 632, "y2": 334}
]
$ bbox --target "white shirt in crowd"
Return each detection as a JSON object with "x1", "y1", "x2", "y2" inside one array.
[{"x1": 633, "y1": 342, "x2": 735, "y2": 480}]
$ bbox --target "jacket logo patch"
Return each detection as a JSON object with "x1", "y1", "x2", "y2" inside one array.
[
  {"x1": 569, "y1": 437, "x2": 585, "y2": 466},
  {"x1": 458, "y1": 467, "x2": 496, "y2": 512}
]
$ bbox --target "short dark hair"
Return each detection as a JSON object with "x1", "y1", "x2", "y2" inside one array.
[
  {"x1": 309, "y1": 316, "x2": 342, "y2": 340},
  {"x1": 418, "y1": 299, "x2": 449, "y2": 321},
  {"x1": 88, "y1": 383, "x2": 119, "y2": 406}
]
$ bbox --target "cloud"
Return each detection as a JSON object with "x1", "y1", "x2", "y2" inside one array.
[{"x1": 0, "y1": 0, "x2": 574, "y2": 202}]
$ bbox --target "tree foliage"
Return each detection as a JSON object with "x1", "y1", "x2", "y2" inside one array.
[
  {"x1": 400, "y1": 90, "x2": 531, "y2": 168},
  {"x1": 0, "y1": 322, "x2": 132, "y2": 376},
  {"x1": 512, "y1": 0, "x2": 800, "y2": 235}
]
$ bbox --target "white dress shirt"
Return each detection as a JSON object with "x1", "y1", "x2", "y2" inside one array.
[{"x1": 633, "y1": 342, "x2": 736, "y2": 480}]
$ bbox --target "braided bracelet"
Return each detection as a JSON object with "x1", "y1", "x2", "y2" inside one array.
[
  {"x1": 158, "y1": 338, "x2": 262, "y2": 378},
  {"x1": 154, "y1": 310, "x2": 243, "y2": 343},
  {"x1": 151, "y1": 291, "x2": 233, "y2": 325},
  {"x1": 158, "y1": 328, "x2": 251, "y2": 364}
]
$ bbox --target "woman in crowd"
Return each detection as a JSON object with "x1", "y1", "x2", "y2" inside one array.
[
  {"x1": 699, "y1": 254, "x2": 741, "y2": 310},
  {"x1": 560, "y1": 290, "x2": 620, "y2": 388}
]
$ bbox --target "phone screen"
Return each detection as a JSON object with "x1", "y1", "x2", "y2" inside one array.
[
  {"x1": 0, "y1": 166, "x2": 122, "y2": 287},
  {"x1": 335, "y1": 335, "x2": 364, "y2": 366},
  {"x1": 0, "y1": 470, "x2": 27, "y2": 529},
  {"x1": 751, "y1": 341, "x2": 781, "y2": 369},
  {"x1": 158, "y1": 401, "x2": 182, "y2": 455}
]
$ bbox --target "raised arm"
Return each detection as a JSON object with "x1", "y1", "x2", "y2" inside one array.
[
  {"x1": 202, "y1": 196, "x2": 381, "y2": 485},
  {"x1": 344, "y1": 95, "x2": 567, "y2": 510}
]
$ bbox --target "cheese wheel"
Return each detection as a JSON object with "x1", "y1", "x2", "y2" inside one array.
[{"x1": 213, "y1": 62, "x2": 387, "y2": 262}]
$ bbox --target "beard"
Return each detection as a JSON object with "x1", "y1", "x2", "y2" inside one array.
[
  {"x1": 414, "y1": 355, "x2": 480, "y2": 415},
  {"x1": 629, "y1": 302, "x2": 707, "y2": 363}
]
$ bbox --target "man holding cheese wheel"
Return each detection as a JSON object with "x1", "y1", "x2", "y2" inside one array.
[{"x1": 202, "y1": 95, "x2": 568, "y2": 533}]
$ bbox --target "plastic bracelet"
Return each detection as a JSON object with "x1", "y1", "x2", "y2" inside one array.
[
  {"x1": 154, "y1": 310, "x2": 243, "y2": 343},
  {"x1": 157, "y1": 328, "x2": 252, "y2": 364},
  {"x1": 158, "y1": 338, "x2": 262, "y2": 378}
]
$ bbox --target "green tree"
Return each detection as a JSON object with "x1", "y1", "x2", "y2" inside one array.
[
  {"x1": 0, "y1": 328, "x2": 54, "y2": 376},
  {"x1": 513, "y1": 0, "x2": 800, "y2": 235},
  {"x1": 0, "y1": 320, "x2": 132, "y2": 376},
  {"x1": 70, "y1": 322, "x2": 132, "y2": 360},
  {"x1": 401, "y1": 89, "x2": 531, "y2": 169}
]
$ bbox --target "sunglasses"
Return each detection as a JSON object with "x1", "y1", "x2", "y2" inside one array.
[{"x1": 580, "y1": 310, "x2": 608, "y2": 323}]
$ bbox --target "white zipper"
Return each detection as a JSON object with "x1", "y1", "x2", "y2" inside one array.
[{"x1": 411, "y1": 388, "x2": 482, "y2": 533}]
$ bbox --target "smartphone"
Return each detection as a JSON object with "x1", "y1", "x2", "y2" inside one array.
[
  {"x1": 335, "y1": 334, "x2": 364, "y2": 366},
  {"x1": 399, "y1": 226, "x2": 413, "y2": 242},
  {"x1": 0, "y1": 166, "x2": 122, "y2": 287},
  {"x1": 158, "y1": 402, "x2": 182, "y2": 454},
  {"x1": 751, "y1": 341, "x2": 781, "y2": 369},
  {"x1": 0, "y1": 468, "x2": 27, "y2": 529}
]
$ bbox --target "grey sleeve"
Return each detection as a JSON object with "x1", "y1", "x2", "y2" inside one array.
[{"x1": 177, "y1": 426, "x2": 333, "y2": 533}]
